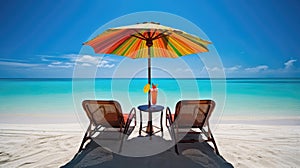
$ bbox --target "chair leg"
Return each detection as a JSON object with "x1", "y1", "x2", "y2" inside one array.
[
  {"x1": 210, "y1": 133, "x2": 220, "y2": 155},
  {"x1": 78, "y1": 133, "x2": 87, "y2": 151},
  {"x1": 118, "y1": 132, "x2": 125, "y2": 153},
  {"x1": 206, "y1": 125, "x2": 220, "y2": 156},
  {"x1": 175, "y1": 144, "x2": 179, "y2": 155},
  {"x1": 124, "y1": 124, "x2": 128, "y2": 135},
  {"x1": 73, "y1": 133, "x2": 90, "y2": 159},
  {"x1": 166, "y1": 114, "x2": 169, "y2": 127},
  {"x1": 172, "y1": 124, "x2": 179, "y2": 155},
  {"x1": 76, "y1": 124, "x2": 92, "y2": 154}
]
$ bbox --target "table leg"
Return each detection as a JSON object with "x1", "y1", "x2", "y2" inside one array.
[
  {"x1": 139, "y1": 110, "x2": 142, "y2": 136},
  {"x1": 160, "y1": 110, "x2": 163, "y2": 132},
  {"x1": 146, "y1": 111, "x2": 153, "y2": 136}
]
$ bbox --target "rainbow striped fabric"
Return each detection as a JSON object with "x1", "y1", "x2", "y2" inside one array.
[{"x1": 84, "y1": 22, "x2": 211, "y2": 59}]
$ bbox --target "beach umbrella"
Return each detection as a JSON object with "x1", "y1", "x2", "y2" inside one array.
[{"x1": 83, "y1": 22, "x2": 211, "y2": 106}]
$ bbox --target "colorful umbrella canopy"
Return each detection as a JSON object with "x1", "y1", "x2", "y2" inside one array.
[
  {"x1": 83, "y1": 22, "x2": 211, "y2": 106},
  {"x1": 84, "y1": 22, "x2": 211, "y2": 58}
]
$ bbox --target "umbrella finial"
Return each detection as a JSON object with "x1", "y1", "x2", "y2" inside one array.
[{"x1": 146, "y1": 39, "x2": 153, "y2": 47}]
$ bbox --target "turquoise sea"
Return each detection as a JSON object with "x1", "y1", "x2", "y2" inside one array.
[{"x1": 0, "y1": 78, "x2": 299, "y2": 124}]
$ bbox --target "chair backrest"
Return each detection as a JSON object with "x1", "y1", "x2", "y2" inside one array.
[
  {"x1": 82, "y1": 100, "x2": 125, "y2": 128},
  {"x1": 174, "y1": 100, "x2": 215, "y2": 129}
]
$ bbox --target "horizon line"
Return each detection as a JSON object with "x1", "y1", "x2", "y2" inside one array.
[{"x1": 1, "y1": 77, "x2": 300, "y2": 80}]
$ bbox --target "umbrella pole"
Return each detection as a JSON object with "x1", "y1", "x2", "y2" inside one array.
[
  {"x1": 148, "y1": 46, "x2": 151, "y2": 107},
  {"x1": 146, "y1": 45, "x2": 153, "y2": 135}
]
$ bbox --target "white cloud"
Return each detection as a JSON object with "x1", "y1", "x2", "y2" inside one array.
[
  {"x1": 225, "y1": 65, "x2": 241, "y2": 72},
  {"x1": 204, "y1": 65, "x2": 242, "y2": 73},
  {"x1": 37, "y1": 54, "x2": 116, "y2": 69},
  {"x1": 175, "y1": 68, "x2": 192, "y2": 72},
  {"x1": 0, "y1": 61, "x2": 39, "y2": 67},
  {"x1": 97, "y1": 60, "x2": 115, "y2": 68},
  {"x1": 81, "y1": 63, "x2": 92, "y2": 67},
  {"x1": 48, "y1": 61, "x2": 74, "y2": 69},
  {"x1": 76, "y1": 55, "x2": 100, "y2": 65},
  {"x1": 74, "y1": 55, "x2": 115, "y2": 68},
  {"x1": 61, "y1": 54, "x2": 79, "y2": 61},
  {"x1": 40, "y1": 54, "x2": 79, "y2": 63},
  {"x1": 41, "y1": 58, "x2": 49, "y2": 62},
  {"x1": 52, "y1": 61, "x2": 62, "y2": 65},
  {"x1": 206, "y1": 66, "x2": 223, "y2": 72},
  {"x1": 38, "y1": 55, "x2": 57, "y2": 62},
  {"x1": 0, "y1": 58, "x2": 29, "y2": 62},
  {"x1": 184, "y1": 68, "x2": 192, "y2": 72},
  {"x1": 66, "y1": 62, "x2": 74, "y2": 66},
  {"x1": 48, "y1": 64, "x2": 73, "y2": 68},
  {"x1": 245, "y1": 65, "x2": 268, "y2": 72},
  {"x1": 101, "y1": 64, "x2": 115, "y2": 68},
  {"x1": 284, "y1": 59, "x2": 297, "y2": 69}
]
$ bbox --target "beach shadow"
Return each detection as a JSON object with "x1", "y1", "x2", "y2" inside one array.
[{"x1": 61, "y1": 136, "x2": 233, "y2": 168}]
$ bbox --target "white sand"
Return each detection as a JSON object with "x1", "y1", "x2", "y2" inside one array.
[
  {"x1": 214, "y1": 124, "x2": 300, "y2": 168},
  {"x1": 0, "y1": 124, "x2": 83, "y2": 168},
  {"x1": 0, "y1": 123, "x2": 299, "y2": 168}
]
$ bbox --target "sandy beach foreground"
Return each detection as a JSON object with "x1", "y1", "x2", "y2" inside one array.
[{"x1": 0, "y1": 123, "x2": 299, "y2": 168}]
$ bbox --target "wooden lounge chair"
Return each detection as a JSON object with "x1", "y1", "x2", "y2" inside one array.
[
  {"x1": 76, "y1": 100, "x2": 136, "y2": 156},
  {"x1": 166, "y1": 100, "x2": 219, "y2": 155}
]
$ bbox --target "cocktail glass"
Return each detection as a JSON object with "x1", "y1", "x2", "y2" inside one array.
[{"x1": 151, "y1": 88, "x2": 158, "y2": 105}]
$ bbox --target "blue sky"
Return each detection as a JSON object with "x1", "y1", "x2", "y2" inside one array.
[{"x1": 0, "y1": 0, "x2": 299, "y2": 78}]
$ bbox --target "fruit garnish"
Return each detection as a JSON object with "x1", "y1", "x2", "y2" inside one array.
[
  {"x1": 152, "y1": 83, "x2": 158, "y2": 89},
  {"x1": 143, "y1": 83, "x2": 150, "y2": 93}
]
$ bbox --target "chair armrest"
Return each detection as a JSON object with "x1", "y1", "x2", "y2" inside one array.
[
  {"x1": 124, "y1": 107, "x2": 136, "y2": 134},
  {"x1": 165, "y1": 107, "x2": 173, "y2": 127}
]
